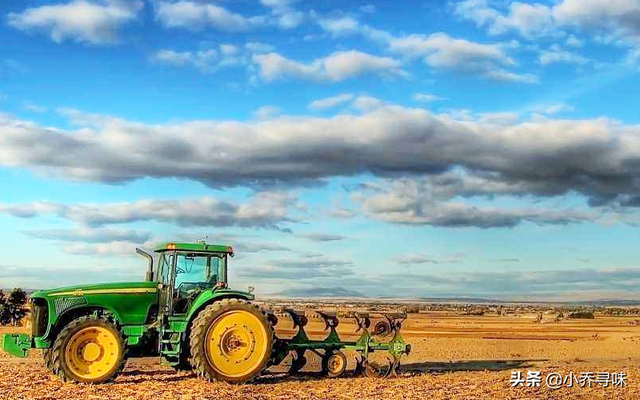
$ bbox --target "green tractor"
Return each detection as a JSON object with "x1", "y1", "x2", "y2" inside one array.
[{"x1": 2, "y1": 242, "x2": 410, "y2": 383}]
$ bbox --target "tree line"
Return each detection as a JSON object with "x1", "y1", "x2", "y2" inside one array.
[{"x1": 0, "y1": 288, "x2": 28, "y2": 326}]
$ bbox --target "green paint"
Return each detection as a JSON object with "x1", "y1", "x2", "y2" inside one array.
[
  {"x1": 184, "y1": 288, "x2": 253, "y2": 324},
  {"x1": 153, "y1": 242, "x2": 234, "y2": 253},
  {"x1": 2, "y1": 334, "x2": 31, "y2": 358}
]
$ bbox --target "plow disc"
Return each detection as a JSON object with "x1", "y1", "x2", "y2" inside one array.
[{"x1": 358, "y1": 356, "x2": 399, "y2": 378}]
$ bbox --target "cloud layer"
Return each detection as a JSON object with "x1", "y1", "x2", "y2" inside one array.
[
  {"x1": 7, "y1": 0, "x2": 143, "y2": 44},
  {"x1": 252, "y1": 51, "x2": 405, "y2": 82},
  {"x1": 3, "y1": 106, "x2": 640, "y2": 214},
  {"x1": 0, "y1": 191, "x2": 296, "y2": 230},
  {"x1": 389, "y1": 32, "x2": 536, "y2": 83}
]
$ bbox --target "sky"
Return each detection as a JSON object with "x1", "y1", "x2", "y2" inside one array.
[{"x1": 1, "y1": 0, "x2": 640, "y2": 301}]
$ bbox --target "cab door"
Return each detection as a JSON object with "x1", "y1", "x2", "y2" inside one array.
[{"x1": 157, "y1": 251, "x2": 177, "y2": 323}]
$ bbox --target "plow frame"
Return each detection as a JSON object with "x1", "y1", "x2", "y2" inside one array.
[{"x1": 272, "y1": 309, "x2": 411, "y2": 377}]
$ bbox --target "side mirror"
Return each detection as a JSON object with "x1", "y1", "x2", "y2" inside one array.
[{"x1": 248, "y1": 286, "x2": 255, "y2": 294}]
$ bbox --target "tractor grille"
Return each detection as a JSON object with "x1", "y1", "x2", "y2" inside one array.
[
  {"x1": 31, "y1": 299, "x2": 48, "y2": 338},
  {"x1": 53, "y1": 296, "x2": 87, "y2": 315}
]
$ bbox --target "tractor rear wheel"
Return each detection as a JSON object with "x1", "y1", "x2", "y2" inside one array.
[
  {"x1": 49, "y1": 316, "x2": 126, "y2": 383},
  {"x1": 189, "y1": 298, "x2": 274, "y2": 383}
]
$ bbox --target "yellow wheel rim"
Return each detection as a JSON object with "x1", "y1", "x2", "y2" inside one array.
[
  {"x1": 64, "y1": 326, "x2": 120, "y2": 380},
  {"x1": 205, "y1": 310, "x2": 269, "y2": 378},
  {"x1": 327, "y1": 353, "x2": 346, "y2": 375}
]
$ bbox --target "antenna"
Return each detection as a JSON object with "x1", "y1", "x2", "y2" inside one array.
[{"x1": 197, "y1": 235, "x2": 209, "y2": 246}]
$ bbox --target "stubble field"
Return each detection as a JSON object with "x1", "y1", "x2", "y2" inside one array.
[{"x1": 2, "y1": 312, "x2": 640, "y2": 399}]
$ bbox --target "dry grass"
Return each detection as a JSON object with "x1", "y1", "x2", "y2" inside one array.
[{"x1": 2, "y1": 312, "x2": 640, "y2": 399}]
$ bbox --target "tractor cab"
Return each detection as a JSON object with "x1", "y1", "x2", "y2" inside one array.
[{"x1": 146, "y1": 242, "x2": 235, "y2": 315}]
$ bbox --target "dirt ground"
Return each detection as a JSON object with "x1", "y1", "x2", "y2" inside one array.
[{"x1": 2, "y1": 312, "x2": 640, "y2": 399}]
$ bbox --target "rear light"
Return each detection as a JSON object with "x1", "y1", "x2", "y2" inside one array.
[{"x1": 216, "y1": 282, "x2": 227, "y2": 289}]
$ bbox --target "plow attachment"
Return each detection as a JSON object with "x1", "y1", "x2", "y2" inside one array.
[{"x1": 269, "y1": 309, "x2": 411, "y2": 378}]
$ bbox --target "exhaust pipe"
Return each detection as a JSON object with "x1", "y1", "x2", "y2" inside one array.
[{"x1": 136, "y1": 248, "x2": 154, "y2": 281}]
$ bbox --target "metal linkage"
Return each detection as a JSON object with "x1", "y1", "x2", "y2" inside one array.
[{"x1": 350, "y1": 312, "x2": 410, "y2": 377}]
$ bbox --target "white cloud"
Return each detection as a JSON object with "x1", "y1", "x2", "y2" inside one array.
[
  {"x1": 456, "y1": 0, "x2": 640, "y2": 52},
  {"x1": 252, "y1": 51, "x2": 405, "y2": 82},
  {"x1": 152, "y1": 48, "x2": 220, "y2": 72},
  {"x1": 317, "y1": 16, "x2": 393, "y2": 43},
  {"x1": 552, "y1": 0, "x2": 640, "y2": 38},
  {"x1": 220, "y1": 44, "x2": 239, "y2": 56},
  {"x1": 566, "y1": 34, "x2": 584, "y2": 47},
  {"x1": 392, "y1": 253, "x2": 440, "y2": 265},
  {"x1": 455, "y1": 0, "x2": 556, "y2": 39},
  {"x1": 7, "y1": 0, "x2": 142, "y2": 45},
  {"x1": 350, "y1": 95, "x2": 385, "y2": 112},
  {"x1": 389, "y1": 32, "x2": 536, "y2": 83},
  {"x1": 0, "y1": 191, "x2": 297, "y2": 230},
  {"x1": 63, "y1": 240, "x2": 148, "y2": 256},
  {"x1": 359, "y1": 177, "x2": 599, "y2": 228},
  {"x1": 259, "y1": 0, "x2": 305, "y2": 29},
  {"x1": 308, "y1": 93, "x2": 354, "y2": 111},
  {"x1": 413, "y1": 93, "x2": 446, "y2": 103},
  {"x1": 531, "y1": 102, "x2": 575, "y2": 115},
  {"x1": 253, "y1": 105, "x2": 281, "y2": 120},
  {"x1": 318, "y1": 16, "x2": 359, "y2": 36},
  {"x1": 151, "y1": 42, "x2": 255, "y2": 73},
  {"x1": 245, "y1": 42, "x2": 274, "y2": 53},
  {"x1": 22, "y1": 101, "x2": 48, "y2": 113},
  {"x1": 275, "y1": 11, "x2": 305, "y2": 29},
  {"x1": 327, "y1": 202, "x2": 356, "y2": 219},
  {"x1": 260, "y1": 0, "x2": 298, "y2": 8},
  {"x1": 299, "y1": 233, "x2": 347, "y2": 242},
  {"x1": 24, "y1": 227, "x2": 150, "y2": 243},
  {"x1": 154, "y1": 1, "x2": 265, "y2": 32},
  {"x1": 538, "y1": 45, "x2": 590, "y2": 65},
  {"x1": 359, "y1": 4, "x2": 376, "y2": 13},
  {"x1": 392, "y1": 252, "x2": 465, "y2": 265},
  {"x1": 240, "y1": 255, "x2": 354, "y2": 280}
]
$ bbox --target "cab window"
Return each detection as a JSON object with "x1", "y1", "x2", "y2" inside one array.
[{"x1": 174, "y1": 253, "x2": 223, "y2": 289}]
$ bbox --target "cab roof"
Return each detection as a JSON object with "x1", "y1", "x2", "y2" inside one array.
[{"x1": 153, "y1": 242, "x2": 234, "y2": 254}]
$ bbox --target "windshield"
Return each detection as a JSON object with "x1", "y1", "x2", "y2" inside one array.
[{"x1": 174, "y1": 252, "x2": 223, "y2": 289}]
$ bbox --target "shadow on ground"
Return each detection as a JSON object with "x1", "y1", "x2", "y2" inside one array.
[
  {"x1": 113, "y1": 358, "x2": 548, "y2": 385},
  {"x1": 402, "y1": 359, "x2": 547, "y2": 373}
]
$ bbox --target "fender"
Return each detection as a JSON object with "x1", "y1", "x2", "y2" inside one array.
[{"x1": 186, "y1": 288, "x2": 254, "y2": 323}]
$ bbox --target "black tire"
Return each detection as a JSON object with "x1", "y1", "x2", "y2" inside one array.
[
  {"x1": 189, "y1": 298, "x2": 274, "y2": 383},
  {"x1": 43, "y1": 348, "x2": 54, "y2": 372},
  {"x1": 171, "y1": 356, "x2": 193, "y2": 372},
  {"x1": 322, "y1": 350, "x2": 347, "y2": 378},
  {"x1": 49, "y1": 316, "x2": 126, "y2": 383}
]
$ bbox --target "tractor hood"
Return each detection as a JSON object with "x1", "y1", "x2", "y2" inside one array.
[{"x1": 31, "y1": 281, "x2": 158, "y2": 299}]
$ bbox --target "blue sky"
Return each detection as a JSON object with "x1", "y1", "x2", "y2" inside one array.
[{"x1": 2, "y1": 0, "x2": 640, "y2": 301}]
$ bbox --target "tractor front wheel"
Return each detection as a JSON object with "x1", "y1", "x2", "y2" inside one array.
[
  {"x1": 49, "y1": 316, "x2": 126, "y2": 383},
  {"x1": 189, "y1": 298, "x2": 274, "y2": 383}
]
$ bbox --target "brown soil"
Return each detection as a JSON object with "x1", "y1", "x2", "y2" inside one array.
[{"x1": 2, "y1": 312, "x2": 640, "y2": 399}]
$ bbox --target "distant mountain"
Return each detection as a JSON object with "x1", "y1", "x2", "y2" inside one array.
[{"x1": 268, "y1": 291, "x2": 640, "y2": 306}]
